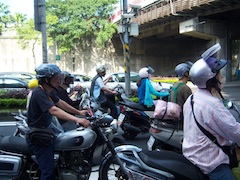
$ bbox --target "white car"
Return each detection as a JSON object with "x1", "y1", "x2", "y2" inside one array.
[
  {"x1": 71, "y1": 74, "x2": 92, "y2": 89},
  {"x1": 71, "y1": 72, "x2": 172, "y2": 92},
  {"x1": 103, "y1": 72, "x2": 172, "y2": 91}
]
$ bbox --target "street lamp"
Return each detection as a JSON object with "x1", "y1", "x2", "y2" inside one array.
[{"x1": 118, "y1": 0, "x2": 140, "y2": 96}]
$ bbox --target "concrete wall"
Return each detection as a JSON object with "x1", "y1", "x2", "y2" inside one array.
[{"x1": 112, "y1": 35, "x2": 215, "y2": 76}]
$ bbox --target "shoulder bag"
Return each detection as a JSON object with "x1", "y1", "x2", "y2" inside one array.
[{"x1": 27, "y1": 127, "x2": 55, "y2": 146}]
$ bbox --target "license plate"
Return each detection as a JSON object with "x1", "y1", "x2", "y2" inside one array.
[
  {"x1": 118, "y1": 113, "x2": 125, "y2": 126},
  {"x1": 147, "y1": 136, "x2": 155, "y2": 151}
]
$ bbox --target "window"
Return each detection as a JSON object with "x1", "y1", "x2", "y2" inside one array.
[{"x1": 4, "y1": 79, "x2": 26, "y2": 88}]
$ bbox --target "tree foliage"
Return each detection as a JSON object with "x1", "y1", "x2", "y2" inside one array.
[
  {"x1": 46, "y1": 0, "x2": 118, "y2": 53},
  {"x1": 0, "y1": 3, "x2": 14, "y2": 35}
]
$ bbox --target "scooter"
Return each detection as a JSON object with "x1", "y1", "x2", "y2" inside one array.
[
  {"x1": 98, "y1": 100, "x2": 240, "y2": 180},
  {"x1": 147, "y1": 99, "x2": 240, "y2": 153},
  {"x1": 99, "y1": 144, "x2": 208, "y2": 180},
  {"x1": 117, "y1": 88, "x2": 170, "y2": 140},
  {"x1": 147, "y1": 117, "x2": 183, "y2": 153},
  {"x1": 0, "y1": 114, "x2": 130, "y2": 180},
  {"x1": 118, "y1": 100, "x2": 154, "y2": 140}
]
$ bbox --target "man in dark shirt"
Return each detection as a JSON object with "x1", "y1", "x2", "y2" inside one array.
[
  {"x1": 27, "y1": 63, "x2": 90, "y2": 180},
  {"x1": 55, "y1": 71, "x2": 83, "y2": 127}
]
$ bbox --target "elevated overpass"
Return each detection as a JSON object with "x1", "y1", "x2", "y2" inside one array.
[{"x1": 112, "y1": 0, "x2": 240, "y2": 81}]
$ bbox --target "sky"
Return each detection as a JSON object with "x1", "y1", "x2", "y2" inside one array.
[{"x1": 1, "y1": 0, "x2": 34, "y2": 19}]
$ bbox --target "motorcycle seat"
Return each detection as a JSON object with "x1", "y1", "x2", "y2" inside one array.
[
  {"x1": 139, "y1": 150, "x2": 207, "y2": 180},
  {"x1": 119, "y1": 101, "x2": 154, "y2": 111},
  {"x1": 0, "y1": 136, "x2": 30, "y2": 155}
]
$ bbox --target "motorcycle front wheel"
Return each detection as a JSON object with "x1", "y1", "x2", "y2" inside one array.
[{"x1": 100, "y1": 153, "x2": 128, "y2": 180}]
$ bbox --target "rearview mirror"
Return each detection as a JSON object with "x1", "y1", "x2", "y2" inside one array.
[{"x1": 223, "y1": 99, "x2": 233, "y2": 109}]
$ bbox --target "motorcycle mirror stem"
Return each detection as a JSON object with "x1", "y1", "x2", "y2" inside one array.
[{"x1": 223, "y1": 99, "x2": 240, "y2": 117}]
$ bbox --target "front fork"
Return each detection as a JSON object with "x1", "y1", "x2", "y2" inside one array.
[{"x1": 98, "y1": 127, "x2": 130, "y2": 179}]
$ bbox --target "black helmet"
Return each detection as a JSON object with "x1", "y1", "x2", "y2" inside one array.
[
  {"x1": 36, "y1": 63, "x2": 61, "y2": 79},
  {"x1": 61, "y1": 71, "x2": 73, "y2": 80},
  {"x1": 61, "y1": 71, "x2": 74, "y2": 86}
]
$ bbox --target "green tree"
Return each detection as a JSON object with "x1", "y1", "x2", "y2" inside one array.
[
  {"x1": 46, "y1": 0, "x2": 118, "y2": 54},
  {"x1": 15, "y1": 18, "x2": 41, "y2": 69},
  {"x1": 0, "y1": 3, "x2": 14, "y2": 35},
  {"x1": 12, "y1": 13, "x2": 27, "y2": 27}
]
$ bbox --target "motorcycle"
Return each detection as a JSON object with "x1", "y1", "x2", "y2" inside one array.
[
  {"x1": 98, "y1": 100, "x2": 240, "y2": 180},
  {"x1": 117, "y1": 88, "x2": 170, "y2": 140},
  {"x1": 99, "y1": 144, "x2": 207, "y2": 180},
  {"x1": 0, "y1": 114, "x2": 128, "y2": 180},
  {"x1": 118, "y1": 100, "x2": 154, "y2": 140},
  {"x1": 10, "y1": 94, "x2": 120, "y2": 166},
  {"x1": 147, "y1": 117, "x2": 183, "y2": 153},
  {"x1": 147, "y1": 99, "x2": 240, "y2": 153}
]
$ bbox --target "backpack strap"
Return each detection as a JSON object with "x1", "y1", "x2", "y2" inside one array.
[{"x1": 170, "y1": 82, "x2": 185, "y2": 102}]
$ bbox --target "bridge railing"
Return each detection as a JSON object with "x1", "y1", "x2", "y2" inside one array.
[{"x1": 133, "y1": 0, "x2": 216, "y2": 25}]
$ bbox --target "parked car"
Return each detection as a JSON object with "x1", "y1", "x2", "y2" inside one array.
[
  {"x1": 0, "y1": 77, "x2": 29, "y2": 90},
  {"x1": 103, "y1": 72, "x2": 172, "y2": 91},
  {"x1": 71, "y1": 74, "x2": 92, "y2": 89},
  {"x1": 70, "y1": 72, "x2": 172, "y2": 93},
  {"x1": 0, "y1": 72, "x2": 36, "y2": 82}
]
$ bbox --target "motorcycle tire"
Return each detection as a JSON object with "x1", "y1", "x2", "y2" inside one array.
[{"x1": 100, "y1": 153, "x2": 128, "y2": 180}]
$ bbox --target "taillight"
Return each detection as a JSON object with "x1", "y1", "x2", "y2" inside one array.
[
  {"x1": 120, "y1": 105, "x2": 125, "y2": 113},
  {"x1": 149, "y1": 127, "x2": 161, "y2": 133}
]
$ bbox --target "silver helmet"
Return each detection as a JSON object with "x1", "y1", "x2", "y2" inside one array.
[
  {"x1": 190, "y1": 58, "x2": 227, "y2": 88},
  {"x1": 96, "y1": 65, "x2": 107, "y2": 73},
  {"x1": 190, "y1": 43, "x2": 227, "y2": 88},
  {"x1": 175, "y1": 61, "x2": 193, "y2": 79}
]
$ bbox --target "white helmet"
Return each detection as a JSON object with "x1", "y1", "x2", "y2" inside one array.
[
  {"x1": 96, "y1": 65, "x2": 107, "y2": 73},
  {"x1": 139, "y1": 66, "x2": 154, "y2": 78}
]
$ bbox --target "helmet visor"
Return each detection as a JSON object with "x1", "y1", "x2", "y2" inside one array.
[
  {"x1": 147, "y1": 66, "x2": 155, "y2": 74},
  {"x1": 205, "y1": 57, "x2": 227, "y2": 73}
]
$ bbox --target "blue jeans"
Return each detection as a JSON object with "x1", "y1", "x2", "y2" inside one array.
[
  {"x1": 27, "y1": 138, "x2": 55, "y2": 180},
  {"x1": 208, "y1": 164, "x2": 235, "y2": 180}
]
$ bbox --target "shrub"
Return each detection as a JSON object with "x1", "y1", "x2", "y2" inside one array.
[
  {"x1": 0, "y1": 98, "x2": 27, "y2": 108},
  {"x1": 0, "y1": 90, "x2": 28, "y2": 109},
  {"x1": 0, "y1": 89, "x2": 29, "y2": 99}
]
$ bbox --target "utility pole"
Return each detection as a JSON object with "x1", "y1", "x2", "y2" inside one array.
[
  {"x1": 121, "y1": 0, "x2": 131, "y2": 96},
  {"x1": 118, "y1": 0, "x2": 139, "y2": 96},
  {"x1": 34, "y1": 0, "x2": 48, "y2": 63}
]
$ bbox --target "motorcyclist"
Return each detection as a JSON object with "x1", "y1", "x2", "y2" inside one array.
[
  {"x1": 169, "y1": 61, "x2": 193, "y2": 108},
  {"x1": 26, "y1": 63, "x2": 91, "y2": 180},
  {"x1": 56, "y1": 71, "x2": 81, "y2": 110},
  {"x1": 90, "y1": 64, "x2": 118, "y2": 119},
  {"x1": 55, "y1": 70, "x2": 90, "y2": 130},
  {"x1": 183, "y1": 43, "x2": 240, "y2": 180},
  {"x1": 137, "y1": 66, "x2": 169, "y2": 109}
]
